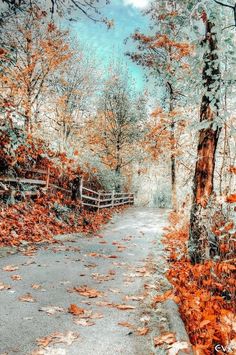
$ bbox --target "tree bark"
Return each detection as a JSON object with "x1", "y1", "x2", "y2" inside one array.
[
  {"x1": 168, "y1": 82, "x2": 177, "y2": 212},
  {"x1": 189, "y1": 19, "x2": 221, "y2": 264}
]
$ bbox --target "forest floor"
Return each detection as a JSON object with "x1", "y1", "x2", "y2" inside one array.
[{"x1": 0, "y1": 207, "x2": 190, "y2": 355}]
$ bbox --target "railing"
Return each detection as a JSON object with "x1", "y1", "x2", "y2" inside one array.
[
  {"x1": 0, "y1": 170, "x2": 134, "y2": 209},
  {"x1": 81, "y1": 182, "x2": 134, "y2": 209}
]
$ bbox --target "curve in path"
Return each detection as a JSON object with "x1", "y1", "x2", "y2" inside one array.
[{"x1": 0, "y1": 207, "x2": 173, "y2": 355}]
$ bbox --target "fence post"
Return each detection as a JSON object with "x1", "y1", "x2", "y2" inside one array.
[
  {"x1": 79, "y1": 177, "x2": 83, "y2": 200},
  {"x1": 111, "y1": 190, "x2": 115, "y2": 207},
  {"x1": 97, "y1": 191, "x2": 101, "y2": 210},
  {"x1": 46, "y1": 167, "x2": 50, "y2": 189}
]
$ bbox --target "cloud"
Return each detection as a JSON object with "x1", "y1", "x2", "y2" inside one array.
[{"x1": 123, "y1": 0, "x2": 150, "y2": 9}]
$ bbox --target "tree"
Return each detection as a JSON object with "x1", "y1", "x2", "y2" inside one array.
[
  {"x1": 0, "y1": 7, "x2": 72, "y2": 133},
  {"x1": 127, "y1": 1, "x2": 193, "y2": 211},
  {"x1": 85, "y1": 68, "x2": 146, "y2": 191},
  {"x1": 188, "y1": 2, "x2": 236, "y2": 263},
  {"x1": 0, "y1": 0, "x2": 112, "y2": 25},
  {"x1": 48, "y1": 47, "x2": 99, "y2": 152}
]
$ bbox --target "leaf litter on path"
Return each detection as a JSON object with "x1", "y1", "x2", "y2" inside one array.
[
  {"x1": 39, "y1": 306, "x2": 65, "y2": 315},
  {"x1": 2, "y1": 264, "x2": 19, "y2": 272},
  {"x1": 36, "y1": 331, "x2": 80, "y2": 347},
  {"x1": 68, "y1": 285, "x2": 103, "y2": 298},
  {"x1": 19, "y1": 293, "x2": 36, "y2": 302},
  {"x1": 11, "y1": 274, "x2": 22, "y2": 281}
]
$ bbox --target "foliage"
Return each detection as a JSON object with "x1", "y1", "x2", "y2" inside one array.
[{"x1": 163, "y1": 207, "x2": 236, "y2": 354}]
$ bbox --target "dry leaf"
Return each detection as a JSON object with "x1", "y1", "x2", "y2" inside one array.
[
  {"x1": 124, "y1": 295, "x2": 144, "y2": 301},
  {"x1": 72, "y1": 286, "x2": 103, "y2": 298},
  {"x1": 11, "y1": 274, "x2": 22, "y2": 281},
  {"x1": 0, "y1": 281, "x2": 11, "y2": 290},
  {"x1": 39, "y1": 306, "x2": 65, "y2": 315},
  {"x1": 68, "y1": 304, "x2": 85, "y2": 316},
  {"x1": 36, "y1": 331, "x2": 80, "y2": 347},
  {"x1": 3, "y1": 265, "x2": 19, "y2": 272},
  {"x1": 152, "y1": 290, "x2": 173, "y2": 304},
  {"x1": 113, "y1": 304, "x2": 136, "y2": 310},
  {"x1": 118, "y1": 322, "x2": 134, "y2": 329},
  {"x1": 32, "y1": 284, "x2": 42, "y2": 289},
  {"x1": 167, "y1": 341, "x2": 189, "y2": 355},
  {"x1": 137, "y1": 327, "x2": 149, "y2": 336},
  {"x1": 73, "y1": 318, "x2": 95, "y2": 326},
  {"x1": 19, "y1": 293, "x2": 36, "y2": 302},
  {"x1": 154, "y1": 332, "x2": 176, "y2": 347}
]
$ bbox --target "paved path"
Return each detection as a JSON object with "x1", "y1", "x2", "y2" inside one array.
[{"x1": 0, "y1": 208, "x2": 171, "y2": 355}]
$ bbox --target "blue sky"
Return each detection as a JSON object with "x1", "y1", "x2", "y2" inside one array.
[{"x1": 70, "y1": 0, "x2": 150, "y2": 91}]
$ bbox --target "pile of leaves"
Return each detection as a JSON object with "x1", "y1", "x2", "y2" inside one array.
[
  {"x1": 162, "y1": 209, "x2": 236, "y2": 354},
  {"x1": 0, "y1": 192, "x2": 118, "y2": 247}
]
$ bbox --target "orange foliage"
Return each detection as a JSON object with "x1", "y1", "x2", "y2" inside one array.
[
  {"x1": 0, "y1": 192, "x2": 125, "y2": 247},
  {"x1": 162, "y1": 212, "x2": 236, "y2": 354}
]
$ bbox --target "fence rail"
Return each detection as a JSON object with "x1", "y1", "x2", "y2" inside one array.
[
  {"x1": 0, "y1": 170, "x2": 134, "y2": 209},
  {"x1": 80, "y1": 180, "x2": 134, "y2": 209}
]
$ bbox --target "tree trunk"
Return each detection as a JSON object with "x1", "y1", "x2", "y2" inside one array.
[
  {"x1": 189, "y1": 19, "x2": 221, "y2": 264},
  {"x1": 168, "y1": 82, "x2": 177, "y2": 211}
]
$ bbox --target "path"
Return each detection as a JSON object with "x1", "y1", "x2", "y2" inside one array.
[{"x1": 0, "y1": 207, "x2": 176, "y2": 355}]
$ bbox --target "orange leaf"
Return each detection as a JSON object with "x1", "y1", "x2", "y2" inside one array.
[{"x1": 68, "y1": 304, "x2": 85, "y2": 316}]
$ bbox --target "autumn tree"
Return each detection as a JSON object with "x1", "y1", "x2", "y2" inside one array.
[
  {"x1": 0, "y1": 0, "x2": 112, "y2": 25},
  {"x1": 47, "y1": 47, "x2": 100, "y2": 153},
  {"x1": 85, "y1": 68, "x2": 146, "y2": 191},
  {"x1": 188, "y1": 2, "x2": 236, "y2": 263},
  {"x1": 0, "y1": 7, "x2": 72, "y2": 134},
  {"x1": 127, "y1": 0, "x2": 193, "y2": 211}
]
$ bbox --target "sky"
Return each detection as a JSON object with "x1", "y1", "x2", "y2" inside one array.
[{"x1": 70, "y1": 0, "x2": 151, "y2": 92}]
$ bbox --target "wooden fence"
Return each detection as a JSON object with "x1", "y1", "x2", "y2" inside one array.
[
  {"x1": 0, "y1": 169, "x2": 134, "y2": 209},
  {"x1": 81, "y1": 183, "x2": 134, "y2": 209}
]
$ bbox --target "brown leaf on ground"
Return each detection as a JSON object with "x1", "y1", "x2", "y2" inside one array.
[
  {"x1": 73, "y1": 318, "x2": 95, "y2": 326},
  {"x1": 19, "y1": 293, "x2": 36, "y2": 302},
  {"x1": 112, "y1": 304, "x2": 136, "y2": 310},
  {"x1": 68, "y1": 304, "x2": 85, "y2": 316},
  {"x1": 124, "y1": 295, "x2": 144, "y2": 301},
  {"x1": 31, "y1": 284, "x2": 42, "y2": 289},
  {"x1": 96, "y1": 301, "x2": 112, "y2": 307},
  {"x1": 2, "y1": 265, "x2": 19, "y2": 272},
  {"x1": 167, "y1": 341, "x2": 189, "y2": 355},
  {"x1": 88, "y1": 252, "x2": 100, "y2": 257},
  {"x1": 11, "y1": 274, "x2": 22, "y2": 281},
  {"x1": 72, "y1": 286, "x2": 103, "y2": 298},
  {"x1": 136, "y1": 327, "x2": 149, "y2": 336},
  {"x1": 118, "y1": 322, "x2": 135, "y2": 329},
  {"x1": 0, "y1": 281, "x2": 11, "y2": 290},
  {"x1": 39, "y1": 306, "x2": 65, "y2": 315},
  {"x1": 152, "y1": 290, "x2": 173, "y2": 304},
  {"x1": 36, "y1": 331, "x2": 80, "y2": 347},
  {"x1": 154, "y1": 332, "x2": 177, "y2": 346}
]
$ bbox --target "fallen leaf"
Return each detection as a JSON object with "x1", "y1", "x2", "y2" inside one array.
[
  {"x1": 68, "y1": 304, "x2": 85, "y2": 316},
  {"x1": 32, "y1": 284, "x2": 42, "y2": 289},
  {"x1": 118, "y1": 322, "x2": 134, "y2": 329},
  {"x1": 152, "y1": 290, "x2": 173, "y2": 304},
  {"x1": 3, "y1": 265, "x2": 19, "y2": 272},
  {"x1": 19, "y1": 293, "x2": 36, "y2": 302},
  {"x1": 39, "y1": 306, "x2": 65, "y2": 315},
  {"x1": 124, "y1": 295, "x2": 144, "y2": 301},
  {"x1": 73, "y1": 318, "x2": 95, "y2": 326},
  {"x1": 199, "y1": 320, "x2": 211, "y2": 328},
  {"x1": 113, "y1": 304, "x2": 136, "y2": 310},
  {"x1": 72, "y1": 286, "x2": 103, "y2": 298},
  {"x1": 0, "y1": 281, "x2": 11, "y2": 290},
  {"x1": 137, "y1": 327, "x2": 149, "y2": 336},
  {"x1": 36, "y1": 331, "x2": 80, "y2": 347},
  {"x1": 167, "y1": 341, "x2": 189, "y2": 355},
  {"x1": 154, "y1": 332, "x2": 176, "y2": 347},
  {"x1": 11, "y1": 274, "x2": 22, "y2": 281}
]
